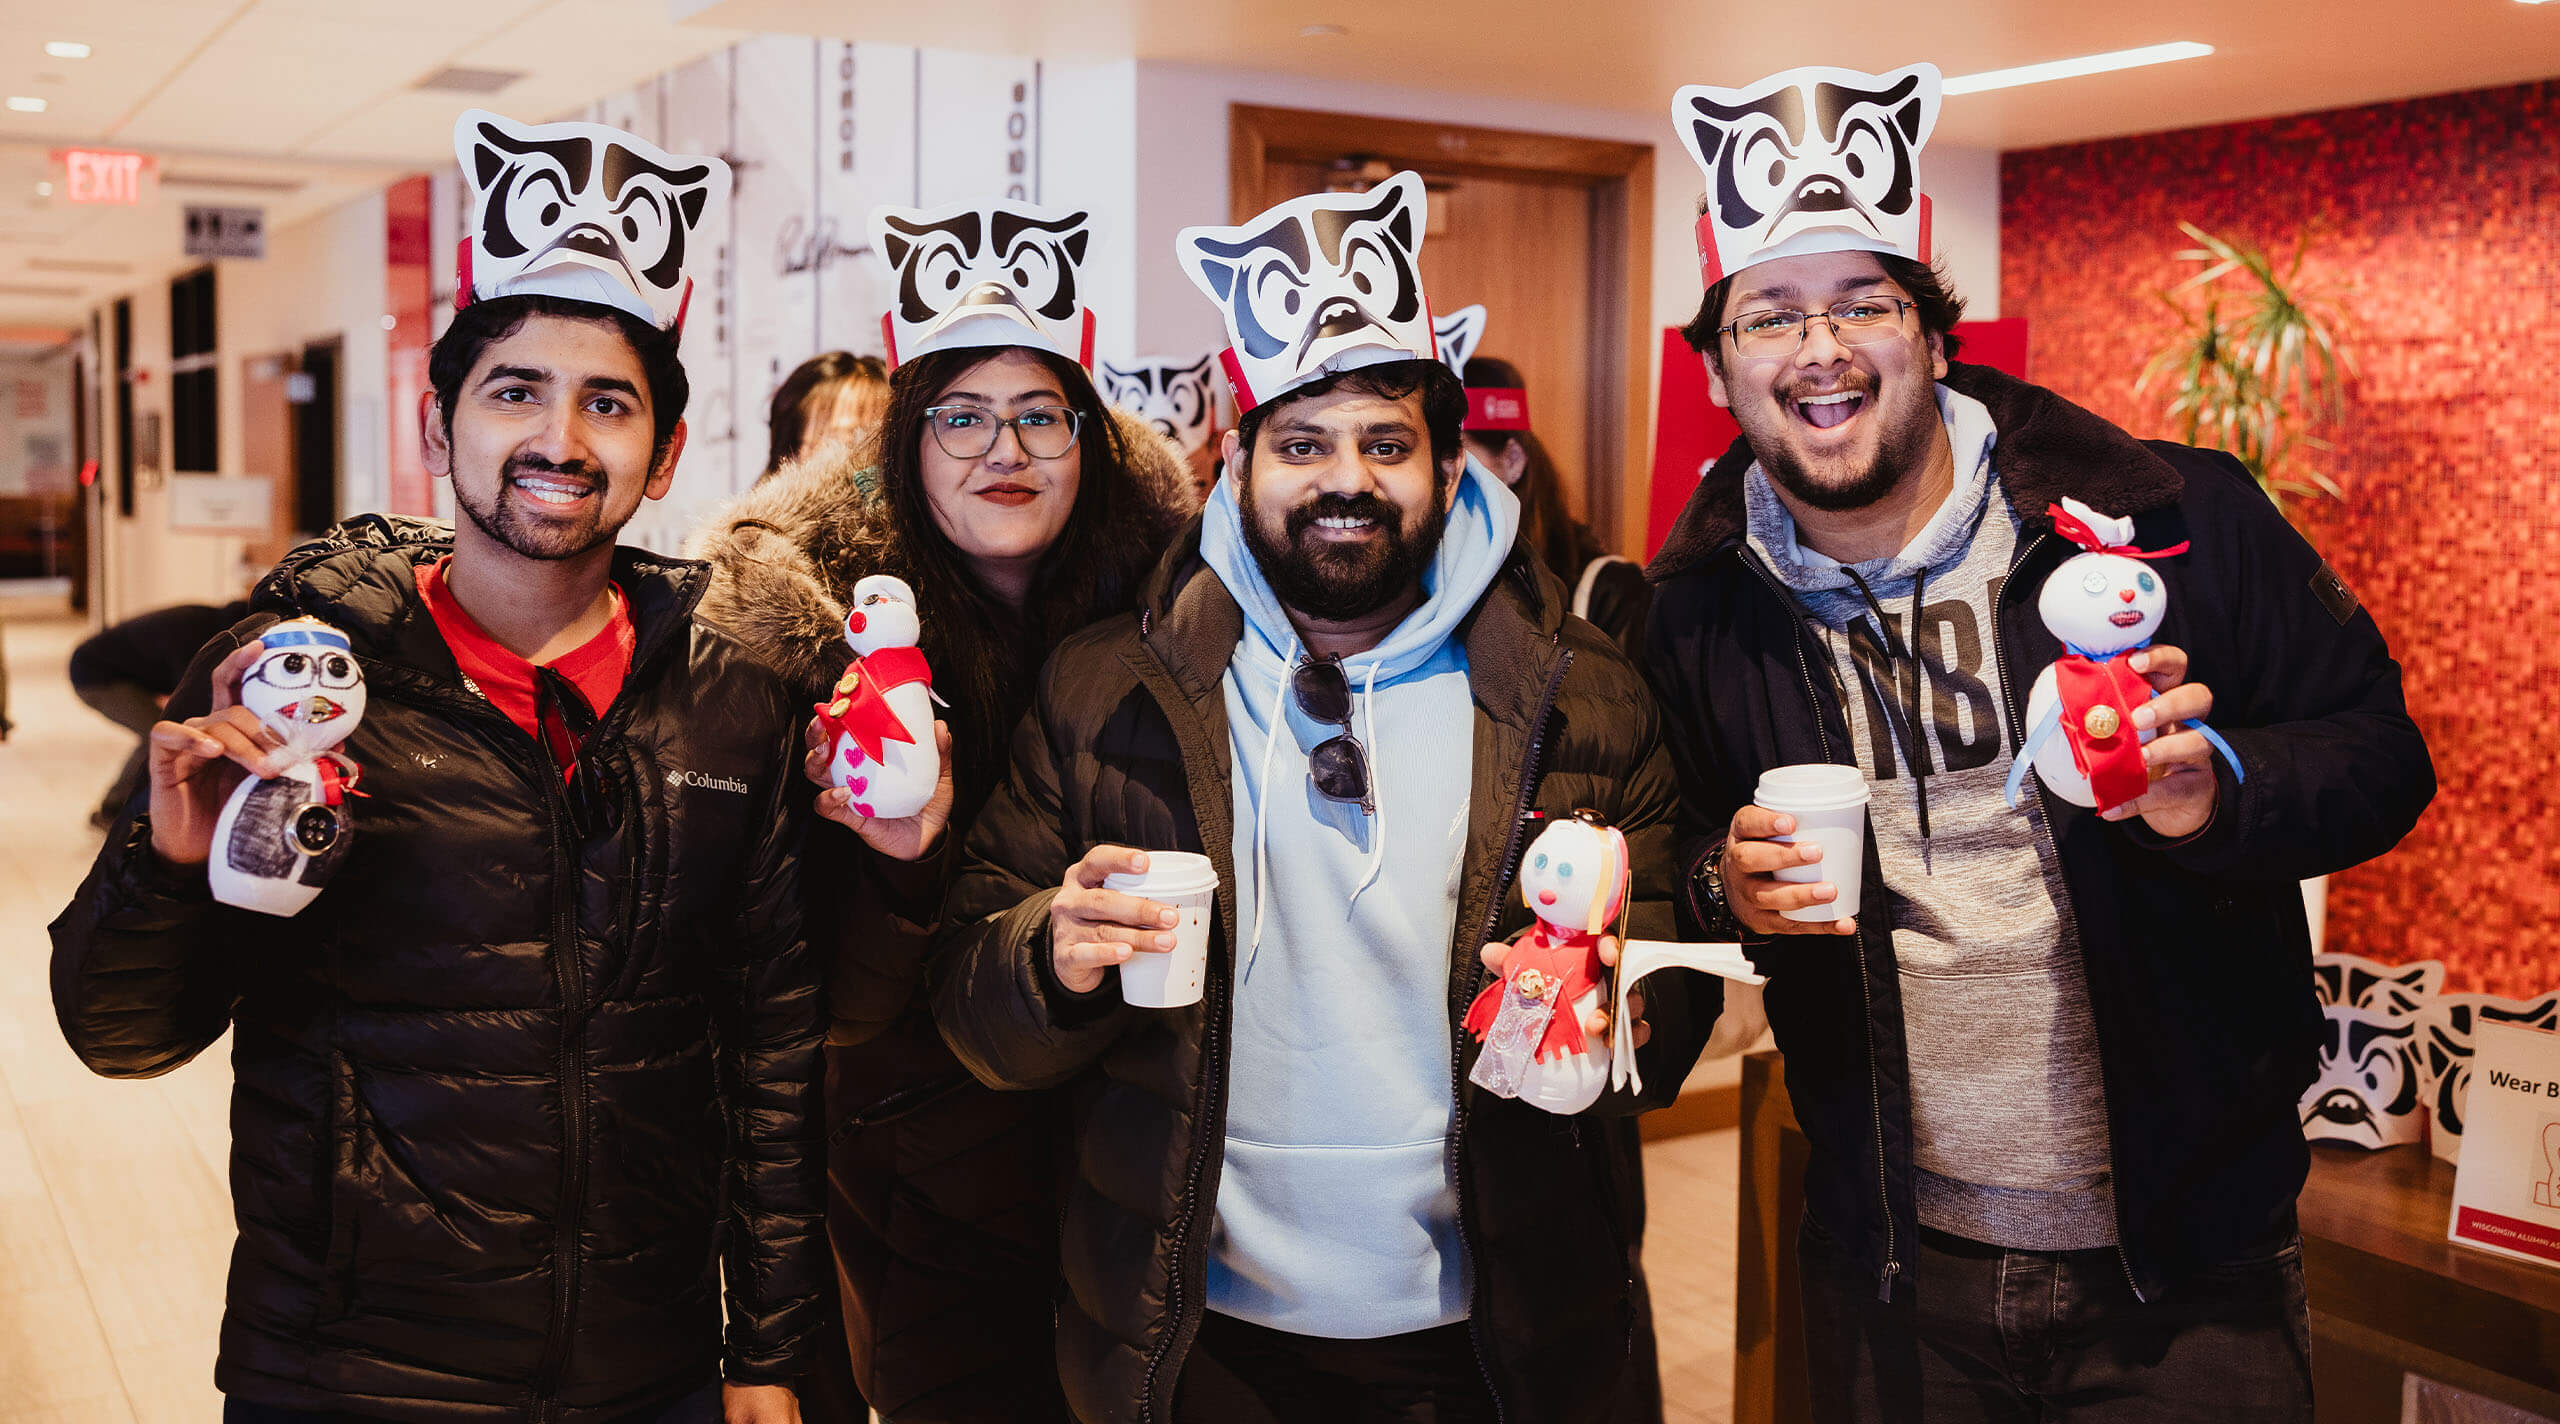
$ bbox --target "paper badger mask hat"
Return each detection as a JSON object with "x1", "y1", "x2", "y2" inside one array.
[
  {"x1": 868, "y1": 199, "x2": 1097, "y2": 368},
  {"x1": 1435, "y1": 304, "x2": 1530, "y2": 432},
  {"x1": 1178, "y1": 170, "x2": 1439, "y2": 412},
  {"x1": 1100, "y1": 354, "x2": 1221, "y2": 455},
  {"x1": 453, "y1": 109, "x2": 731, "y2": 332},
  {"x1": 1673, "y1": 62, "x2": 1941, "y2": 284}
]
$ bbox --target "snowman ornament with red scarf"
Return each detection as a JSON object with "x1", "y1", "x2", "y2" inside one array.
[
  {"x1": 2005, "y1": 498, "x2": 2243, "y2": 813},
  {"x1": 208, "y1": 619, "x2": 369, "y2": 916},
  {"x1": 1464, "y1": 813, "x2": 1623, "y2": 1116},
  {"x1": 815, "y1": 575, "x2": 943, "y2": 821}
]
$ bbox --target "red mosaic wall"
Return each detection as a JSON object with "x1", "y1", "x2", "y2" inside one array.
[{"x1": 2001, "y1": 80, "x2": 2560, "y2": 998}]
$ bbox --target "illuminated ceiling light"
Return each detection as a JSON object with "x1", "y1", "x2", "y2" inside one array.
[
  {"x1": 35, "y1": 180, "x2": 52, "y2": 196},
  {"x1": 6, "y1": 96, "x2": 47, "y2": 112},
  {"x1": 45, "y1": 41, "x2": 92, "y2": 59},
  {"x1": 1943, "y1": 41, "x2": 2215, "y2": 95}
]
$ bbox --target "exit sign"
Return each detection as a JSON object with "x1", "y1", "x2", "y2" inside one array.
[{"x1": 58, "y1": 149, "x2": 151, "y2": 205}]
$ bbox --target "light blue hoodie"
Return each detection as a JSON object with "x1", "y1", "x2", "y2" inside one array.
[{"x1": 1196, "y1": 457, "x2": 1521, "y2": 1339}]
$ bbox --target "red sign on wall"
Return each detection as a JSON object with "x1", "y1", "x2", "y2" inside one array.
[{"x1": 57, "y1": 149, "x2": 151, "y2": 206}]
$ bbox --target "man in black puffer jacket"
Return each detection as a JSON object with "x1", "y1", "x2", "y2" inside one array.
[{"x1": 51, "y1": 111, "x2": 826, "y2": 1424}]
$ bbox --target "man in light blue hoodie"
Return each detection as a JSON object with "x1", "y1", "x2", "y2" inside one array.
[{"x1": 934, "y1": 175, "x2": 1718, "y2": 1424}]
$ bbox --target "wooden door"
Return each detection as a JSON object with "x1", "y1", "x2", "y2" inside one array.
[
  {"x1": 239, "y1": 352, "x2": 293, "y2": 567},
  {"x1": 1233, "y1": 107, "x2": 1653, "y2": 555}
]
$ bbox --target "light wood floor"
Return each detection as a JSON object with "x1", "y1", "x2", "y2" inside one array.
[{"x1": 0, "y1": 590, "x2": 1738, "y2": 1422}]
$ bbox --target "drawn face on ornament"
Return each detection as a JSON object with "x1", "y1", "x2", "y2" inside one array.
[
  {"x1": 2302, "y1": 1005, "x2": 2424, "y2": 1148},
  {"x1": 876, "y1": 203, "x2": 1093, "y2": 361},
  {"x1": 239, "y1": 623, "x2": 366, "y2": 756},
  {"x1": 1100, "y1": 356, "x2": 1219, "y2": 455},
  {"x1": 1180, "y1": 171, "x2": 1432, "y2": 406},
  {"x1": 1519, "y1": 818, "x2": 1624, "y2": 934},
  {"x1": 461, "y1": 113, "x2": 719, "y2": 327},
  {"x1": 2039, "y1": 552, "x2": 2166, "y2": 655},
  {"x1": 844, "y1": 574, "x2": 923, "y2": 657},
  {"x1": 1675, "y1": 65, "x2": 1936, "y2": 277},
  {"x1": 2418, "y1": 992, "x2": 2560, "y2": 1140}
]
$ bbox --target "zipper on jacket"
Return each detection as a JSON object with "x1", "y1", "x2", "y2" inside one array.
[
  {"x1": 527, "y1": 730, "x2": 592, "y2": 1420},
  {"x1": 1738, "y1": 549, "x2": 1901, "y2": 1301},
  {"x1": 1449, "y1": 646, "x2": 1571, "y2": 1423},
  {"x1": 1989, "y1": 532, "x2": 2150, "y2": 1305}
]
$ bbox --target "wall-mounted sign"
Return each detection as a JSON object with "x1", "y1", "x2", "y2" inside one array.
[
  {"x1": 168, "y1": 474, "x2": 274, "y2": 534},
  {"x1": 185, "y1": 205, "x2": 265, "y2": 259},
  {"x1": 57, "y1": 148, "x2": 151, "y2": 206}
]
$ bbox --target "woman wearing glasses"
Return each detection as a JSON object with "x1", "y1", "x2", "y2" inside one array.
[{"x1": 692, "y1": 289, "x2": 1196, "y2": 1418}]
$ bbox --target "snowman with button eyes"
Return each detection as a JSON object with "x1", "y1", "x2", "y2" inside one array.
[
  {"x1": 208, "y1": 619, "x2": 369, "y2": 916},
  {"x1": 813, "y1": 575, "x2": 944, "y2": 821},
  {"x1": 2005, "y1": 498, "x2": 2243, "y2": 814},
  {"x1": 1465, "y1": 812, "x2": 1624, "y2": 1115}
]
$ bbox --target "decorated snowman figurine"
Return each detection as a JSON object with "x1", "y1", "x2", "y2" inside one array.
[
  {"x1": 2005, "y1": 498, "x2": 2242, "y2": 813},
  {"x1": 208, "y1": 619, "x2": 368, "y2": 916},
  {"x1": 1464, "y1": 812, "x2": 1622, "y2": 1115},
  {"x1": 814, "y1": 574, "x2": 942, "y2": 820}
]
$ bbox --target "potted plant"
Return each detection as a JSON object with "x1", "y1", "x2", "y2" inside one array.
[{"x1": 2136, "y1": 222, "x2": 2353, "y2": 517}]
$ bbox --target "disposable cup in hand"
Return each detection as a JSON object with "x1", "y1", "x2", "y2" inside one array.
[
  {"x1": 1103, "y1": 851, "x2": 1218, "y2": 1008},
  {"x1": 1754, "y1": 764, "x2": 1870, "y2": 922}
]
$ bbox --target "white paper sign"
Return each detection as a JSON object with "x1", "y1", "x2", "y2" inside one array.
[
  {"x1": 2447, "y1": 1020, "x2": 2560, "y2": 1269},
  {"x1": 169, "y1": 475, "x2": 273, "y2": 534},
  {"x1": 1608, "y1": 939, "x2": 1764, "y2": 1096}
]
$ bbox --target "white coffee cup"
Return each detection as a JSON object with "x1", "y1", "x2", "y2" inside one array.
[
  {"x1": 1103, "y1": 851, "x2": 1219, "y2": 1008},
  {"x1": 1754, "y1": 764, "x2": 1870, "y2": 922}
]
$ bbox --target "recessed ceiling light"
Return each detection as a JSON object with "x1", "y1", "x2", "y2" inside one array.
[
  {"x1": 6, "y1": 96, "x2": 47, "y2": 113},
  {"x1": 1944, "y1": 41, "x2": 2214, "y2": 95},
  {"x1": 35, "y1": 180, "x2": 52, "y2": 197},
  {"x1": 44, "y1": 41, "x2": 91, "y2": 59},
  {"x1": 1299, "y1": 24, "x2": 1348, "y2": 37}
]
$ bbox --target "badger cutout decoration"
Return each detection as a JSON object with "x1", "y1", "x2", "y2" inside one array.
[
  {"x1": 1100, "y1": 354, "x2": 1221, "y2": 455},
  {"x1": 815, "y1": 576, "x2": 942, "y2": 821},
  {"x1": 453, "y1": 109, "x2": 731, "y2": 332},
  {"x1": 1177, "y1": 170, "x2": 1438, "y2": 412},
  {"x1": 1673, "y1": 63, "x2": 1940, "y2": 284},
  {"x1": 1433, "y1": 305, "x2": 1486, "y2": 377},
  {"x1": 2004, "y1": 498, "x2": 2243, "y2": 813},
  {"x1": 869, "y1": 199, "x2": 1096, "y2": 369},
  {"x1": 208, "y1": 621, "x2": 367, "y2": 917}
]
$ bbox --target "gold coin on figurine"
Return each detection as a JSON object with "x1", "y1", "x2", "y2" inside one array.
[
  {"x1": 2083, "y1": 705, "x2": 2122, "y2": 738},
  {"x1": 835, "y1": 673, "x2": 859, "y2": 693},
  {"x1": 827, "y1": 697, "x2": 850, "y2": 717}
]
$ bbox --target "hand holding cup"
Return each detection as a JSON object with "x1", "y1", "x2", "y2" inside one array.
[{"x1": 1051, "y1": 846, "x2": 1182, "y2": 996}]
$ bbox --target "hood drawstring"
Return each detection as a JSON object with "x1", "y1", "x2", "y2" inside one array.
[
  {"x1": 1842, "y1": 564, "x2": 1934, "y2": 864},
  {"x1": 1244, "y1": 635, "x2": 1301, "y2": 981}
]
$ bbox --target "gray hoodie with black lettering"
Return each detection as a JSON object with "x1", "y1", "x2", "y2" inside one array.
[{"x1": 1745, "y1": 384, "x2": 2118, "y2": 1252}]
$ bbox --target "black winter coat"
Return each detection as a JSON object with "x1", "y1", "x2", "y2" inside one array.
[
  {"x1": 49, "y1": 517, "x2": 830, "y2": 1422},
  {"x1": 932, "y1": 529, "x2": 1717, "y2": 1424},
  {"x1": 1641, "y1": 363, "x2": 2435, "y2": 1301}
]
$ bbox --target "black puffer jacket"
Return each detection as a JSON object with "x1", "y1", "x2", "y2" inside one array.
[
  {"x1": 49, "y1": 517, "x2": 828, "y2": 1422},
  {"x1": 932, "y1": 529, "x2": 1716, "y2": 1424}
]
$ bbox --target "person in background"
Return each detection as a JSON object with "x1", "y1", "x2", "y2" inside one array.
[
  {"x1": 52, "y1": 111, "x2": 829, "y2": 1423},
  {"x1": 1644, "y1": 63, "x2": 2432, "y2": 1422},
  {"x1": 693, "y1": 196, "x2": 1194, "y2": 1423},
  {"x1": 763, "y1": 351, "x2": 891, "y2": 482},
  {"x1": 70, "y1": 597, "x2": 250, "y2": 826},
  {"x1": 1456, "y1": 354, "x2": 1651, "y2": 655}
]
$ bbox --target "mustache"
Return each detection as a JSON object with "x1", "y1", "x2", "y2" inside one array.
[
  {"x1": 1777, "y1": 369, "x2": 1876, "y2": 403},
  {"x1": 504, "y1": 453, "x2": 602, "y2": 485},
  {"x1": 1282, "y1": 492, "x2": 1401, "y2": 539}
]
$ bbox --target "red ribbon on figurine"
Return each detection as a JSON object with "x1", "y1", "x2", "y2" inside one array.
[
  {"x1": 814, "y1": 645, "x2": 932, "y2": 763},
  {"x1": 2051, "y1": 654, "x2": 2154, "y2": 809},
  {"x1": 2047, "y1": 503, "x2": 2189, "y2": 561},
  {"x1": 314, "y1": 755, "x2": 367, "y2": 806}
]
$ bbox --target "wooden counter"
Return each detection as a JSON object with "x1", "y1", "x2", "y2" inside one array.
[{"x1": 1732, "y1": 1050, "x2": 2560, "y2": 1423}]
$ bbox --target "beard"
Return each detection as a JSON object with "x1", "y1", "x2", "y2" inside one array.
[
  {"x1": 1240, "y1": 480, "x2": 1449, "y2": 623},
  {"x1": 455, "y1": 453, "x2": 624, "y2": 562},
  {"x1": 1747, "y1": 366, "x2": 1943, "y2": 513}
]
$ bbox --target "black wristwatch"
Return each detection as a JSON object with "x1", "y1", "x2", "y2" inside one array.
[{"x1": 1690, "y1": 837, "x2": 1739, "y2": 939}]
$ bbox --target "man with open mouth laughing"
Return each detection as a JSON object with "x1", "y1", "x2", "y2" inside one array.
[{"x1": 1644, "y1": 63, "x2": 2432, "y2": 1423}]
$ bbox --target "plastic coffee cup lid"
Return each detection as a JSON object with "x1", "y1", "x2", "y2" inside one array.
[
  {"x1": 1104, "y1": 850, "x2": 1219, "y2": 896},
  {"x1": 1755, "y1": 763, "x2": 1869, "y2": 810}
]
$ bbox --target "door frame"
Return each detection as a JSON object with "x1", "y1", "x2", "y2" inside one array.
[{"x1": 1228, "y1": 103, "x2": 1655, "y2": 556}]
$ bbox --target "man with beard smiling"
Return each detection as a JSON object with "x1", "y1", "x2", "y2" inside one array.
[
  {"x1": 52, "y1": 113, "x2": 831, "y2": 1423},
  {"x1": 932, "y1": 178, "x2": 1714, "y2": 1422},
  {"x1": 1643, "y1": 64, "x2": 2431, "y2": 1420}
]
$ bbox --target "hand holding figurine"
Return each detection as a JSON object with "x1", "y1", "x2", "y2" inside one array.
[
  {"x1": 806, "y1": 713, "x2": 954, "y2": 861},
  {"x1": 2097, "y1": 644, "x2": 2220, "y2": 837},
  {"x1": 1480, "y1": 934, "x2": 1649, "y2": 1048},
  {"x1": 147, "y1": 639, "x2": 282, "y2": 865}
]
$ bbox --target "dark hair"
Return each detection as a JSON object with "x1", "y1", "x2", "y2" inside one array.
[
  {"x1": 872, "y1": 345, "x2": 1174, "y2": 801},
  {"x1": 764, "y1": 351, "x2": 889, "y2": 477},
  {"x1": 1232, "y1": 358, "x2": 1468, "y2": 471},
  {"x1": 427, "y1": 294, "x2": 689, "y2": 461},
  {"x1": 1679, "y1": 249, "x2": 1967, "y2": 371},
  {"x1": 1459, "y1": 354, "x2": 1594, "y2": 584}
]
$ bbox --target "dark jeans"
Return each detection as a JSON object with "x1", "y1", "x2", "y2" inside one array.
[
  {"x1": 1799, "y1": 1215, "x2": 2313, "y2": 1423},
  {"x1": 224, "y1": 1383, "x2": 720, "y2": 1423},
  {"x1": 1172, "y1": 1312, "x2": 1498, "y2": 1424}
]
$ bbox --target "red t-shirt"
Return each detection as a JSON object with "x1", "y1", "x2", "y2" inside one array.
[{"x1": 418, "y1": 557, "x2": 634, "y2": 776}]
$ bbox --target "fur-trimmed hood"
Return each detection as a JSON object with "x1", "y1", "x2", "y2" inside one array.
[
  {"x1": 1645, "y1": 362, "x2": 2185, "y2": 583},
  {"x1": 687, "y1": 404, "x2": 1197, "y2": 696}
]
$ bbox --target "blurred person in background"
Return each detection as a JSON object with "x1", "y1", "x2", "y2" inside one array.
[
  {"x1": 1457, "y1": 354, "x2": 1651, "y2": 655},
  {"x1": 763, "y1": 351, "x2": 891, "y2": 482},
  {"x1": 693, "y1": 196, "x2": 1194, "y2": 1423},
  {"x1": 70, "y1": 597, "x2": 251, "y2": 827}
]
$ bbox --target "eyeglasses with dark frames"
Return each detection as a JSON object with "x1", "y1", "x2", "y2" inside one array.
[
  {"x1": 922, "y1": 403, "x2": 1084, "y2": 461},
  {"x1": 1291, "y1": 654, "x2": 1374, "y2": 816},
  {"x1": 1717, "y1": 295, "x2": 1918, "y2": 360}
]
